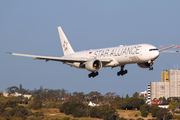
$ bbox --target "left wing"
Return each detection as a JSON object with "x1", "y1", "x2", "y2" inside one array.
[{"x1": 7, "y1": 52, "x2": 112, "y2": 63}]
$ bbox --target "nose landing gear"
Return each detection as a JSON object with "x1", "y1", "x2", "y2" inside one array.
[
  {"x1": 88, "y1": 72, "x2": 99, "y2": 78},
  {"x1": 117, "y1": 65, "x2": 128, "y2": 76},
  {"x1": 148, "y1": 60, "x2": 154, "y2": 70}
]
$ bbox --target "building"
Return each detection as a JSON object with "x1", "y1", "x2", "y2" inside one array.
[
  {"x1": 88, "y1": 101, "x2": 99, "y2": 107},
  {"x1": 158, "y1": 102, "x2": 169, "y2": 108},
  {"x1": 2, "y1": 91, "x2": 9, "y2": 97},
  {"x1": 23, "y1": 94, "x2": 32, "y2": 99},
  {"x1": 139, "y1": 91, "x2": 148, "y2": 99},
  {"x1": 148, "y1": 69, "x2": 180, "y2": 101}
]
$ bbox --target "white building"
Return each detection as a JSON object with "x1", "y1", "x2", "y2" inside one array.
[
  {"x1": 23, "y1": 94, "x2": 32, "y2": 99},
  {"x1": 88, "y1": 101, "x2": 99, "y2": 107},
  {"x1": 2, "y1": 91, "x2": 9, "y2": 97},
  {"x1": 148, "y1": 69, "x2": 180, "y2": 100}
]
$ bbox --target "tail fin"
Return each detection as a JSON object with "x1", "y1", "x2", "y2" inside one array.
[{"x1": 58, "y1": 27, "x2": 75, "y2": 56}]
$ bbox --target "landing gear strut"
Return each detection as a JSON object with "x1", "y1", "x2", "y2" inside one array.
[
  {"x1": 117, "y1": 65, "x2": 128, "y2": 76},
  {"x1": 148, "y1": 60, "x2": 154, "y2": 70},
  {"x1": 88, "y1": 72, "x2": 99, "y2": 78}
]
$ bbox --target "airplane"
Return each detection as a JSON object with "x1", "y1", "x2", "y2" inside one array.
[{"x1": 7, "y1": 27, "x2": 175, "y2": 78}]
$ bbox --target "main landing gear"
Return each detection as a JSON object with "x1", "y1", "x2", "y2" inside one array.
[
  {"x1": 88, "y1": 72, "x2": 99, "y2": 78},
  {"x1": 117, "y1": 65, "x2": 128, "y2": 76}
]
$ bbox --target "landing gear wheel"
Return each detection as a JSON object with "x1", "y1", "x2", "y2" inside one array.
[
  {"x1": 117, "y1": 67, "x2": 128, "y2": 76},
  {"x1": 149, "y1": 67, "x2": 153, "y2": 70},
  {"x1": 88, "y1": 72, "x2": 99, "y2": 78},
  {"x1": 88, "y1": 74, "x2": 91, "y2": 78},
  {"x1": 117, "y1": 72, "x2": 120, "y2": 76}
]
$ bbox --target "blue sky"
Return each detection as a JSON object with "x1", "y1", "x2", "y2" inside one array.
[{"x1": 1, "y1": 1, "x2": 180, "y2": 97}]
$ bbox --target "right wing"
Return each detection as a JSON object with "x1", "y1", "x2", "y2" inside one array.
[
  {"x1": 158, "y1": 44, "x2": 175, "y2": 52},
  {"x1": 160, "y1": 50, "x2": 180, "y2": 53}
]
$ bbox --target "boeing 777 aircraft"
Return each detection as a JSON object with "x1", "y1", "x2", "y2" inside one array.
[{"x1": 7, "y1": 27, "x2": 175, "y2": 78}]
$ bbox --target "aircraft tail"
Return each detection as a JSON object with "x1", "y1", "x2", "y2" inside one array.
[{"x1": 58, "y1": 27, "x2": 75, "y2": 56}]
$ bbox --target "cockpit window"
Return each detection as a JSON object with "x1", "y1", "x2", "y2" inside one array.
[{"x1": 149, "y1": 48, "x2": 158, "y2": 51}]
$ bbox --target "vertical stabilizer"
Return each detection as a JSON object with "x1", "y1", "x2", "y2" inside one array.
[{"x1": 58, "y1": 27, "x2": 75, "y2": 56}]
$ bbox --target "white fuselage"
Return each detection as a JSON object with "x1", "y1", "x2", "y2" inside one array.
[{"x1": 64, "y1": 44, "x2": 159, "y2": 69}]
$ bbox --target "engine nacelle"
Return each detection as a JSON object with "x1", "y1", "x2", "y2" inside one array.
[
  {"x1": 137, "y1": 63, "x2": 150, "y2": 68},
  {"x1": 85, "y1": 59, "x2": 102, "y2": 72}
]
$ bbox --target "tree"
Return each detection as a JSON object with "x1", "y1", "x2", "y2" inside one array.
[
  {"x1": 125, "y1": 94, "x2": 129, "y2": 100},
  {"x1": 0, "y1": 102, "x2": 5, "y2": 114},
  {"x1": 6, "y1": 86, "x2": 19, "y2": 94},
  {"x1": 120, "y1": 102, "x2": 127, "y2": 110},
  {"x1": 101, "y1": 105, "x2": 119, "y2": 120},
  {"x1": 126, "y1": 97, "x2": 145, "y2": 110},
  {"x1": 168, "y1": 100, "x2": 178, "y2": 110},
  {"x1": 151, "y1": 107, "x2": 161, "y2": 117},
  {"x1": 159, "y1": 97, "x2": 166, "y2": 102},
  {"x1": 140, "y1": 104, "x2": 149, "y2": 117},
  {"x1": 86, "y1": 91, "x2": 102, "y2": 102},
  {"x1": 133, "y1": 92, "x2": 139, "y2": 98},
  {"x1": 4, "y1": 97, "x2": 20, "y2": 108},
  {"x1": 76, "y1": 92, "x2": 85, "y2": 102},
  {"x1": 149, "y1": 103, "x2": 159, "y2": 112},
  {"x1": 89, "y1": 107, "x2": 101, "y2": 118},
  {"x1": 20, "y1": 84, "x2": 22, "y2": 90},
  {"x1": 59, "y1": 101, "x2": 88, "y2": 117},
  {"x1": 31, "y1": 99, "x2": 42, "y2": 110},
  {"x1": 0, "y1": 93, "x2": 3, "y2": 97},
  {"x1": 12, "y1": 105, "x2": 28, "y2": 117},
  {"x1": 156, "y1": 108, "x2": 172, "y2": 120},
  {"x1": 103, "y1": 92, "x2": 116, "y2": 105}
]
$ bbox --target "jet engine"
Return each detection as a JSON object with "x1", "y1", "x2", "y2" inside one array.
[
  {"x1": 137, "y1": 63, "x2": 151, "y2": 68},
  {"x1": 85, "y1": 59, "x2": 102, "y2": 72}
]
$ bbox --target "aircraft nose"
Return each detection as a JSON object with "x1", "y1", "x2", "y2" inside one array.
[
  {"x1": 153, "y1": 51, "x2": 160, "y2": 59},
  {"x1": 149, "y1": 50, "x2": 159, "y2": 60}
]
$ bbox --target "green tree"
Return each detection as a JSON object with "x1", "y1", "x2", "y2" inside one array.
[
  {"x1": 31, "y1": 99, "x2": 42, "y2": 110},
  {"x1": 141, "y1": 110, "x2": 148, "y2": 117},
  {"x1": 159, "y1": 97, "x2": 166, "y2": 102},
  {"x1": 89, "y1": 107, "x2": 101, "y2": 118},
  {"x1": 151, "y1": 107, "x2": 161, "y2": 117},
  {"x1": 140, "y1": 104, "x2": 149, "y2": 117},
  {"x1": 20, "y1": 84, "x2": 22, "y2": 90},
  {"x1": 126, "y1": 97, "x2": 145, "y2": 110},
  {"x1": 168, "y1": 100, "x2": 178, "y2": 110},
  {"x1": 0, "y1": 102, "x2": 5, "y2": 114},
  {"x1": 6, "y1": 86, "x2": 19, "y2": 94},
  {"x1": 0, "y1": 93, "x2": 3, "y2": 97},
  {"x1": 120, "y1": 102, "x2": 127, "y2": 110},
  {"x1": 12, "y1": 105, "x2": 28, "y2": 117},
  {"x1": 86, "y1": 91, "x2": 102, "y2": 102},
  {"x1": 156, "y1": 108, "x2": 172, "y2": 120},
  {"x1": 125, "y1": 94, "x2": 129, "y2": 100},
  {"x1": 133, "y1": 92, "x2": 139, "y2": 98},
  {"x1": 4, "y1": 97, "x2": 20, "y2": 108},
  {"x1": 101, "y1": 105, "x2": 119, "y2": 120},
  {"x1": 61, "y1": 116, "x2": 70, "y2": 120},
  {"x1": 59, "y1": 101, "x2": 88, "y2": 117}
]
